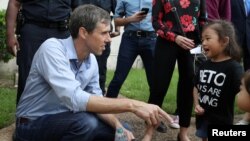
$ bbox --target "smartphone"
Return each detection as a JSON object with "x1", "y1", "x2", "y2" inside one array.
[{"x1": 140, "y1": 8, "x2": 149, "y2": 15}]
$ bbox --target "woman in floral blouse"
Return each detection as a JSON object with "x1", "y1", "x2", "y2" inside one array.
[{"x1": 148, "y1": 0, "x2": 206, "y2": 141}]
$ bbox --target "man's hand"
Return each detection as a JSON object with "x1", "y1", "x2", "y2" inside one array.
[
  {"x1": 98, "y1": 113, "x2": 135, "y2": 140},
  {"x1": 114, "y1": 125, "x2": 135, "y2": 141},
  {"x1": 6, "y1": 34, "x2": 19, "y2": 56},
  {"x1": 132, "y1": 101, "x2": 174, "y2": 126},
  {"x1": 5, "y1": 0, "x2": 21, "y2": 56}
]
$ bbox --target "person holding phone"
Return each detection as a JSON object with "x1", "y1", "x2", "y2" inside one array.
[
  {"x1": 140, "y1": 8, "x2": 149, "y2": 15},
  {"x1": 106, "y1": 0, "x2": 161, "y2": 132}
]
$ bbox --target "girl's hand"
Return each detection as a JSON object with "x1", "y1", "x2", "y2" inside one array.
[{"x1": 194, "y1": 104, "x2": 205, "y2": 115}]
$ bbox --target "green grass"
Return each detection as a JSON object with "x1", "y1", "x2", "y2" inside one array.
[
  {"x1": 106, "y1": 68, "x2": 178, "y2": 114},
  {"x1": 0, "y1": 87, "x2": 16, "y2": 129},
  {"x1": 106, "y1": 68, "x2": 244, "y2": 115}
]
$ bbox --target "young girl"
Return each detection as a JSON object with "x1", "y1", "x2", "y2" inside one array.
[
  {"x1": 193, "y1": 20, "x2": 244, "y2": 141},
  {"x1": 237, "y1": 70, "x2": 250, "y2": 113}
]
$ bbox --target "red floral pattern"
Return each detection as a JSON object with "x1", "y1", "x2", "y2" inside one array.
[
  {"x1": 164, "y1": 2, "x2": 172, "y2": 13},
  {"x1": 152, "y1": 0, "x2": 206, "y2": 42},
  {"x1": 166, "y1": 32, "x2": 176, "y2": 41},
  {"x1": 165, "y1": 21, "x2": 173, "y2": 30},
  {"x1": 180, "y1": 0, "x2": 191, "y2": 8},
  {"x1": 180, "y1": 14, "x2": 192, "y2": 27},
  {"x1": 183, "y1": 24, "x2": 195, "y2": 32}
]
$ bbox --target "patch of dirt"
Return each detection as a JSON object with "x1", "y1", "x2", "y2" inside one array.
[
  {"x1": 0, "y1": 123, "x2": 15, "y2": 141},
  {"x1": 116, "y1": 113, "x2": 195, "y2": 141},
  {"x1": 0, "y1": 78, "x2": 14, "y2": 88},
  {"x1": 116, "y1": 113, "x2": 243, "y2": 141}
]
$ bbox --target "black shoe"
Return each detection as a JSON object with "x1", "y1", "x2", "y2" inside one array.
[{"x1": 156, "y1": 121, "x2": 167, "y2": 133}]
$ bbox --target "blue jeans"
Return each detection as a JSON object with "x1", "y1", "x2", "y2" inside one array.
[
  {"x1": 196, "y1": 120, "x2": 208, "y2": 138},
  {"x1": 106, "y1": 31, "x2": 156, "y2": 98},
  {"x1": 15, "y1": 112, "x2": 115, "y2": 141}
]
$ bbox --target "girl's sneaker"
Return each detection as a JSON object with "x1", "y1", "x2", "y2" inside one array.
[{"x1": 169, "y1": 115, "x2": 180, "y2": 129}]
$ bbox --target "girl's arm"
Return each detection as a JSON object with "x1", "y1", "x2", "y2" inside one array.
[{"x1": 193, "y1": 87, "x2": 204, "y2": 115}]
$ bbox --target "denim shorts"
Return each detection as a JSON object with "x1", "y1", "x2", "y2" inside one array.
[{"x1": 195, "y1": 120, "x2": 208, "y2": 138}]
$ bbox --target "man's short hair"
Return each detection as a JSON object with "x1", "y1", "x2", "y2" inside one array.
[{"x1": 69, "y1": 4, "x2": 111, "y2": 38}]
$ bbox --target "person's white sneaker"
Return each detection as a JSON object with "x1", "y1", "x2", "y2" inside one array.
[
  {"x1": 235, "y1": 119, "x2": 249, "y2": 125},
  {"x1": 169, "y1": 115, "x2": 180, "y2": 129}
]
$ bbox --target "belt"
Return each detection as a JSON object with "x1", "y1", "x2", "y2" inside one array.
[
  {"x1": 126, "y1": 30, "x2": 156, "y2": 37},
  {"x1": 26, "y1": 19, "x2": 69, "y2": 29},
  {"x1": 16, "y1": 117, "x2": 30, "y2": 124}
]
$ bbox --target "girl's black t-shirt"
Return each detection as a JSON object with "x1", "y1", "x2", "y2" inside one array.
[{"x1": 194, "y1": 59, "x2": 243, "y2": 125}]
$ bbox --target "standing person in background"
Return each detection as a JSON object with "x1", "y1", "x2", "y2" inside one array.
[
  {"x1": 5, "y1": 0, "x2": 81, "y2": 104},
  {"x1": 148, "y1": 0, "x2": 206, "y2": 140},
  {"x1": 106, "y1": 0, "x2": 156, "y2": 101},
  {"x1": 206, "y1": 0, "x2": 231, "y2": 21},
  {"x1": 80, "y1": 0, "x2": 120, "y2": 95},
  {"x1": 193, "y1": 20, "x2": 243, "y2": 141},
  {"x1": 231, "y1": 0, "x2": 250, "y2": 125},
  {"x1": 14, "y1": 5, "x2": 173, "y2": 141}
]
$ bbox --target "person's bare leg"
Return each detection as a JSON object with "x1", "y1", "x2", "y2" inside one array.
[{"x1": 178, "y1": 127, "x2": 190, "y2": 141}]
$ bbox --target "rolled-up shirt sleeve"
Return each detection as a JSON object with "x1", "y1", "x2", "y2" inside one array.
[{"x1": 114, "y1": 0, "x2": 125, "y2": 19}]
